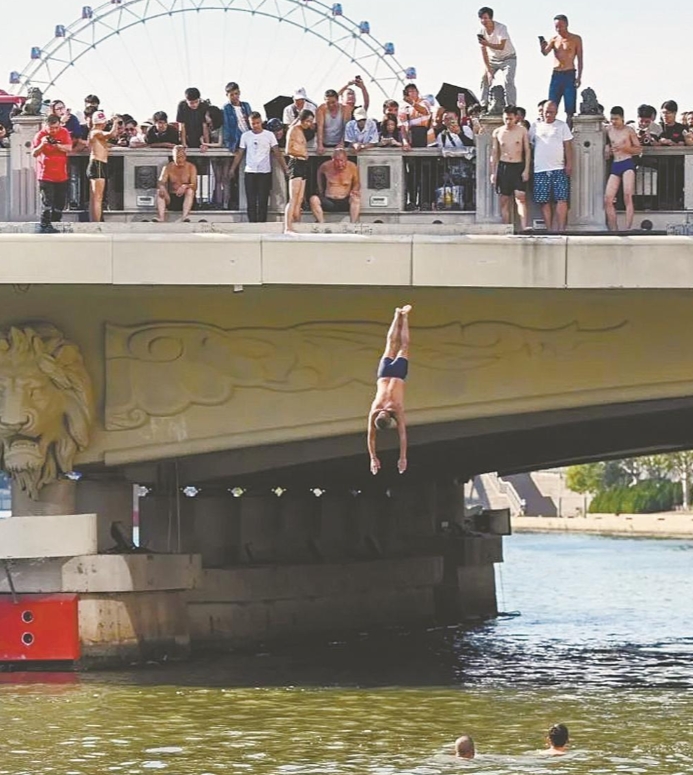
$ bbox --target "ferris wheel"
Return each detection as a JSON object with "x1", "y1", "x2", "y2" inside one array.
[{"x1": 9, "y1": 0, "x2": 417, "y2": 107}]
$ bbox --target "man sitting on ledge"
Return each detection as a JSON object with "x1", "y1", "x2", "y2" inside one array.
[
  {"x1": 309, "y1": 149, "x2": 361, "y2": 224},
  {"x1": 156, "y1": 145, "x2": 197, "y2": 222}
]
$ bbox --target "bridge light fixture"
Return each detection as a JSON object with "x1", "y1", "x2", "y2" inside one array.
[
  {"x1": 272, "y1": 487, "x2": 286, "y2": 497},
  {"x1": 183, "y1": 486, "x2": 200, "y2": 498}
]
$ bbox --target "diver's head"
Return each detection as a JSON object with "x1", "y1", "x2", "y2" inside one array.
[{"x1": 374, "y1": 410, "x2": 397, "y2": 431}]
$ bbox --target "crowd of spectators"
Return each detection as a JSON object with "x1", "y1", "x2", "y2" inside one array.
[{"x1": 10, "y1": 4, "x2": 693, "y2": 232}]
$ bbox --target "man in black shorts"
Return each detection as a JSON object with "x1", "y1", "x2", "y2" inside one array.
[
  {"x1": 309, "y1": 149, "x2": 361, "y2": 224},
  {"x1": 490, "y1": 105, "x2": 530, "y2": 230},
  {"x1": 367, "y1": 305, "x2": 412, "y2": 476},
  {"x1": 284, "y1": 109, "x2": 314, "y2": 233}
]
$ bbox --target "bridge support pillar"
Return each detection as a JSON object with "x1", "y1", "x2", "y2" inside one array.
[
  {"x1": 569, "y1": 114, "x2": 607, "y2": 229},
  {"x1": 8, "y1": 115, "x2": 41, "y2": 222},
  {"x1": 475, "y1": 115, "x2": 503, "y2": 224}
]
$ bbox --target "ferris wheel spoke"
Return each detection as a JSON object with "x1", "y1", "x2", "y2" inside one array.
[{"x1": 11, "y1": 0, "x2": 412, "y2": 104}]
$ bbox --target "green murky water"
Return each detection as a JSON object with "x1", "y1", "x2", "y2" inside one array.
[{"x1": 1, "y1": 533, "x2": 692, "y2": 774}]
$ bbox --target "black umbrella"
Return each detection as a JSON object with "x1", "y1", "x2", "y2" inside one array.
[
  {"x1": 263, "y1": 95, "x2": 293, "y2": 121},
  {"x1": 435, "y1": 83, "x2": 480, "y2": 112}
]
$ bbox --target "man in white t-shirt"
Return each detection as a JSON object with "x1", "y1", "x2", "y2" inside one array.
[
  {"x1": 529, "y1": 101, "x2": 574, "y2": 231},
  {"x1": 230, "y1": 111, "x2": 289, "y2": 223},
  {"x1": 477, "y1": 7, "x2": 517, "y2": 110}
]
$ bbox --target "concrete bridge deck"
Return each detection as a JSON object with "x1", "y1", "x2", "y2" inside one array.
[{"x1": 1, "y1": 230, "x2": 693, "y2": 289}]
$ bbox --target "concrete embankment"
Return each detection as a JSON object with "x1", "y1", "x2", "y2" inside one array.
[{"x1": 512, "y1": 512, "x2": 693, "y2": 539}]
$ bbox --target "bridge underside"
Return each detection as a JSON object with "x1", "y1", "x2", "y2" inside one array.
[{"x1": 116, "y1": 393, "x2": 693, "y2": 492}]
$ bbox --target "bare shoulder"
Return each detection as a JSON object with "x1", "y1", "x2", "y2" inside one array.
[
  {"x1": 348, "y1": 160, "x2": 359, "y2": 172},
  {"x1": 186, "y1": 162, "x2": 197, "y2": 174}
]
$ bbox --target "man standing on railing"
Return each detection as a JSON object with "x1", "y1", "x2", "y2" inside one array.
[
  {"x1": 87, "y1": 110, "x2": 123, "y2": 223},
  {"x1": 477, "y1": 7, "x2": 518, "y2": 111},
  {"x1": 230, "y1": 111, "x2": 288, "y2": 223},
  {"x1": 32, "y1": 114, "x2": 72, "y2": 234},
  {"x1": 529, "y1": 101, "x2": 573, "y2": 231},
  {"x1": 156, "y1": 145, "x2": 197, "y2": 223},
  {"x1": 540, "y1": 14, "x2": 584, "y2": 128},
  {"x1": 604, "y1": 106, "x2": 641, "y2": 231}
]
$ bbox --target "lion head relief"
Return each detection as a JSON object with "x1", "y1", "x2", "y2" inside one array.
[{"x1": 0, "y1": 324, "x2": 94, "y2": 499}]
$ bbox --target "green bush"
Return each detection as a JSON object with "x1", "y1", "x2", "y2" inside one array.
[{"x1": 589, "y1": 480, "x2": 682, "y2": 514}]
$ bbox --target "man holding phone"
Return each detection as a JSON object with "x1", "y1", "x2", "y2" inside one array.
[
  {"x1": 477, "y1": 7, "x2": 517, "y2": 110},
  {"x1": 539, "y1": 15, "x2": 584, "y2": 128}
]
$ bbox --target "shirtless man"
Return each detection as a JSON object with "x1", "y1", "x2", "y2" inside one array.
[
  {"x1": 156, "y1": 145, "x2": 197, "y2": 222},
  {"x1": 309, "y1": 149, "x2": 360, "y2": 223},
  {"x1": 87, "y1": 111, "x2": 122, "y2": 222},
  {"x1": 490, "y1": 105, "x2": 531, "y2": 230},
  {"x1": 543, "y1": 724, "x2": 569, "y2": 756},
  {"x1": 604, "y1": 106, "x2": 641, "y2": 231},
  {"x1": 367, "y1": 305, "x2": 412, "y2": 476},
  {"x1": 540, "y1": 14, "x2": 584, "y2": 126},
  {"x1": 284, "y1": 109, "x2": 315, "y2": 234}
]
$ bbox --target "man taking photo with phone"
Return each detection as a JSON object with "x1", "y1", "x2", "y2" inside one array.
[
  {"x1": 477, "y1": 7, "x2": 517, "y2": 111},
  {"x1": 32, "y1": 115, "x2": 72, "y2": 234}
]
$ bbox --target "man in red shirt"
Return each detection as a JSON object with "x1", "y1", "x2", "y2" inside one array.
[{"x1": 32, "y1": 115, "x2": 72, "y2": 233}]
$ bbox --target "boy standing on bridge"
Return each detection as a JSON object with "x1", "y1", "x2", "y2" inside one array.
[
  {"x1": 88, "y1": 110, "x2": 122, "y2": 222},
  {"x1": 368, "y1": 305, "x2": 412, "y2": 476}
]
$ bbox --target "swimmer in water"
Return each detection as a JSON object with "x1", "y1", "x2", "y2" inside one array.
[
  {"x1": 454, "y1": 734, "x2": 475, "y2": 759},
  {"x1": 367, "y1": 305, "x2": 412, "y2": 475},
  {"x1": 544, "y1": 723, "x2": 569, "y2": 755}
]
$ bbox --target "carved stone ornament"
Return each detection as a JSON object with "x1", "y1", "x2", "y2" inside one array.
[
  {"x1": 105, "y1": 319, "x2": 628, "y2": 431},
  {"x1": 579, "y1": 88, "x2": 601, "y2": 116},
  {"x1": 487, "y1": 85, "x2": 507, "y2": 115},
  {"x1": 0, "y1": 324, "x2": 95, "y2": 499},
  {"x1": 21, "y1": 87, "x2": 44, "y2": 116}
]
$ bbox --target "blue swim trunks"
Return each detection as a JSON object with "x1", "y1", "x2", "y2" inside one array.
[
  {"x1": 549, "y1": 69, "x2": 577, "y2": 115},
  {"x1": 533, "y1": 169, "x2": 570, "y2": 204},
  {"x1": 377, "y1": 356, "x2": 408, "y2": 381},
  {"x1": 611, "y1": 158, "x2": 636, "y2": 177}
]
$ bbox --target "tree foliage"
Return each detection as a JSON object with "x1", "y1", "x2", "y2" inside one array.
[{"x1": 566, "y1": 451, "x2": 693, "y2": 512}]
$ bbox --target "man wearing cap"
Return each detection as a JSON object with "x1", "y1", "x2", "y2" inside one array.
[
  {"x1": 309, "y1": 148, "x2": 360, "y2": 224},
  {"x1": 88, "y1": 110, "x2": 123, "y2": 222},
  {"x1": 345, "y1": 108, "x2": 379, "y2": 152},
  {"x1": 283, "y1": 88, "x2": 318, "y2": 127}
]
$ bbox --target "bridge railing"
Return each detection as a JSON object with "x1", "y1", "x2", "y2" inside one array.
[
  {"x1": 633, "y1": 147, "x2": 693, "y2": 215},
  {"x1": 58, "y1": 146, "x2": 477, "y2": 219}
]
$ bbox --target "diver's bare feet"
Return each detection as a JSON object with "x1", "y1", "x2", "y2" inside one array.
[{"x1": 401, "y1": 304, "x2": 412, "y2": 315}]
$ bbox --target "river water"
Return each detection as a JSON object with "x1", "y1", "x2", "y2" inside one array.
[{"x1": 1, "y1": 533, "x2": 692, "y2": 774}]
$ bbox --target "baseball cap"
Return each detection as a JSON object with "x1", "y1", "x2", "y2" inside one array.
[
  {"x1": 92, "y1": 110, "x2": 108, "y2": 124},
  {"x1": 353, "y1": 107, "x2": 368, "y2": 121},
  {"x1": 293, "y1": 87, "x2": 308, "y2": 100}
]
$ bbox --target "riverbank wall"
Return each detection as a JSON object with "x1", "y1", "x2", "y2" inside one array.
[{"x1": 512, "y1": 512, "x2": 693, "y2": 539}]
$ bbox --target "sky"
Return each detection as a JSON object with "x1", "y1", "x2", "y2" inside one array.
[{"x1": 0, "y1": 0, "x2": 690, "y2": 122}]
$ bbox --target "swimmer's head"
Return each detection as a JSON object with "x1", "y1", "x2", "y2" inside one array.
[
  {"x1": 454, "y1": 735, "x2": 475, "y2": 759},
  {"x1": 374, "y1": 410, "x2": 396, "y2": 431},
  {"x1": 548, "y1": 723, "x2": 569, "y2": 748}
]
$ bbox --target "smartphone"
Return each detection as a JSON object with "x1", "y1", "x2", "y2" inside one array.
[
  {"x1": 457, "y1": 92, "x2": 467, "y2": 109},
  {"x1": 477, "y1": 33, "x2": 485, "y2": 42},
  {"x1": 539, "y1": 35, "x2": 546, "y2": 43}
]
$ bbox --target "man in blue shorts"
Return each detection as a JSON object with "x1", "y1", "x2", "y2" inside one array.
[
  {"x1": 604, "y1": 106, "x2": 641, "y2": 231},
  {"x1": 540, "y1": 14, "x2": 583, "y2": 127},
  {"x1": 368, "y1": 305, "x2": 411, "y2": 476},
  {"x1": 529, "y1": 101, "x2": 573, "y2": 231}
]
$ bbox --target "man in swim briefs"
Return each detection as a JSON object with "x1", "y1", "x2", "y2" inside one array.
[
  {"x1": 367, "y1": 305, "x2": 412, "y2": 476},
  {"x1": 604, "y1": 105, "x2": 641, "y2": 231}
]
